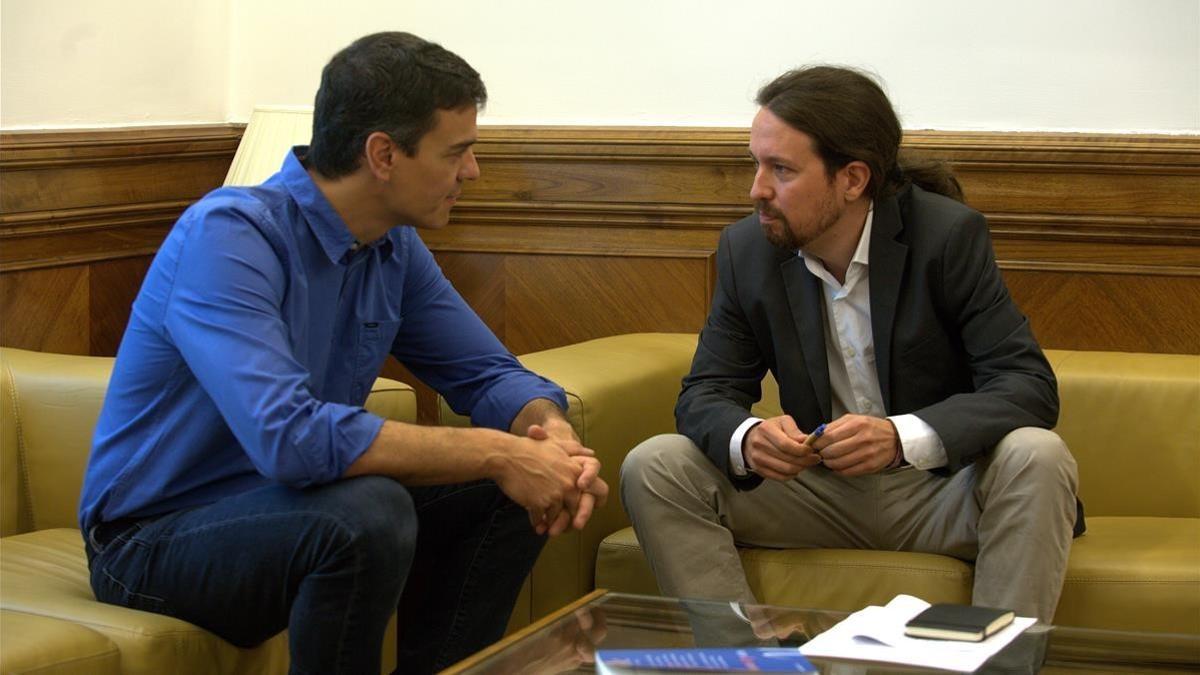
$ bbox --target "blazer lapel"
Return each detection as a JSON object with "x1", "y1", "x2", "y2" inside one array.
[
  {"x1": 781, "y1": 253, "x2": 832, "y2": 421},
  {"x1": 869, "y1": 194, "x2": 909, "y2": 412}
]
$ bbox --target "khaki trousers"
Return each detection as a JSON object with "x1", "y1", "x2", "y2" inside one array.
[{"x1": 620, "y1": 427, "x2": 1078, "y2": 622}]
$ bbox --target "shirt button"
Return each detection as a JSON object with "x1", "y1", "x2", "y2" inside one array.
[{"x1": 845, "y1": 347, "x2": 857, "y2": 357}]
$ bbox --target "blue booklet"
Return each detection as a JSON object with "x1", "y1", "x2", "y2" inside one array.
[{"x1": 595, "y1": 648, "x2": 816, "y2": 673}]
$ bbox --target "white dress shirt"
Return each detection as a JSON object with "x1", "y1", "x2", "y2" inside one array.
[{"x1": 729, "y1": 207, "x2": 948, "y2": 475}]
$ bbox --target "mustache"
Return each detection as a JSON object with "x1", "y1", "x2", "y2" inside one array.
[{"x1": 755, "y1": 200, "x2": 783, "y2": 220}]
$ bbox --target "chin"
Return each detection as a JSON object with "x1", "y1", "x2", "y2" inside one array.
[{"x1": 409, "y1": 212, "x2": 452, "y2": 230}]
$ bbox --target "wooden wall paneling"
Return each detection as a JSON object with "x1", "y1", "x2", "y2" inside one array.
[
  {"x1": 502, "y1": 254, "x2": 712, "y2": 356},
  {"x1": 0, "y1": 266, "x2": 90, "y2": 354},
  {"x1": 2, "y1": 125, "x2": 1198, "y2": 359},
  {"x1": 0, "y1": 158, "x2": 234, "y2": 214},
  {"x1": 435, "y1": 252, "x2": 508, "y2": 337},
  {"x1": 0, "y1": 125, "x2": 240, "y2": 354},
  {"x1": 443, "y1": 128, "x2": 1200, "y2": 354},
  {"x1": 0, "y1": 125, "x2": 240, "y2": 269},
  {"x1": 89, "y1": 256, "x2": 154, "y2": 356},
  {"x1": 1004, "y1": 271, "x2": 1200, "y2": 354}
]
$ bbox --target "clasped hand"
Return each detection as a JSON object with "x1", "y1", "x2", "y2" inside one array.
[
  {"x1": 500, "y1": 420, "x2": 609, "y2": 536},
  {"x1": 744, "y1": 413, "x2": 899, "y2": 480}
]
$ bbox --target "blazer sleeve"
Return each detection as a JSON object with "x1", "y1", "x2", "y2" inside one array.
[
  {"x1": 913, "y1": 210, "x2": 1059, "y2": 472},
  {"x1": 676, "y1": 227, "x2": 769, "y2": 487}
]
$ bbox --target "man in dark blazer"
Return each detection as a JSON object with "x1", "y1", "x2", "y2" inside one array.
[{"x1": 621, "y1": 66, "x2": 1081, "y2": 622}]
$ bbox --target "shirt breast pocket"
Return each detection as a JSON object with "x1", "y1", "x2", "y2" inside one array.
[{"x1": 353, "y1": 319, "x2": 403, "y2": 404}]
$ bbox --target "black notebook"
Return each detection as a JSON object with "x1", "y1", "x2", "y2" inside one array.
[{"x1": 904, "y1": 604, "x2": 1015, "y2": 642}]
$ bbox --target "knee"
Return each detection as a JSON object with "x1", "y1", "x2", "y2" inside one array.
[
  {"x1": 992, "y1": 427, "x2": 1078, "y2": 487},
  {"x1": 620, "y1": 433, "x2": 713, "y2": 512},
  {"x1": 621, "y1": 434, "x2": 699, "y2": 489},
  {"x1": 331, "y1": 477, "x2": 417, "y2": 574}
]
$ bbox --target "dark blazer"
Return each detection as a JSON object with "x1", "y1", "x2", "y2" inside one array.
[{"x1": 677, "y1": 185, "x2": 1060, "y2": 487}]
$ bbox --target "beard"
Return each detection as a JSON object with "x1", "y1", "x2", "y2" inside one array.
[{"x1": 756, "y1": 191, "x2": 841, "y2": 251}]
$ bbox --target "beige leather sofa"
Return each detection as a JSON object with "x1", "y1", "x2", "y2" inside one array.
[
  {"x1": 0, "y1": 347, "x2": 415, "y2": 675},
  {"x1": 566, "y1": 333, "x2": 1200, "y2": 635}
]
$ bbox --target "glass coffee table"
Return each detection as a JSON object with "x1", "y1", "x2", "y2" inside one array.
[{"x1": 442, "y1": 590, "x2": 1200, "y2": 674}]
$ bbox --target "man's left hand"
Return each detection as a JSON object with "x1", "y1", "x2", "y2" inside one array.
[
  {"x1": 527, "y1": 423, "x2": 609, "y2": 533},
  {"x1": 810, "y1": 414, "x2": 900, "y2": 477}
]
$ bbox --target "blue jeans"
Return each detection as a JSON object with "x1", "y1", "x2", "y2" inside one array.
[{"x1": 85, "y1": 476, "x2": 545, "y2": 674}]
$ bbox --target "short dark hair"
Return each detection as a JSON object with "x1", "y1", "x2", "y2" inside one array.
[
  {"x1": 307, "y1": 32, "x2": 487, "y2": 178},
  {"x1": 756, "y1": 66, "x2": 962, "y2": 202}
]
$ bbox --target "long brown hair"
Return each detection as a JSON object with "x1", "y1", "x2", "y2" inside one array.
[{"x1": 756, "y1": 66, "x2": 963, "y2": 203}]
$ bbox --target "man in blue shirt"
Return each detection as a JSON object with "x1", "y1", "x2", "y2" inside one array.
[{"x1": 79, "y1": 32, "x2": 607, "y2": 674}]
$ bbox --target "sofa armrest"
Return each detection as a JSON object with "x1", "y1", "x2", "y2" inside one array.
[
  {"x1": 438, "y1": 332, "x2": 698, "y2": 617},
  {"x1": 365, "y1": 377, "x2": 417, "y2": 425}
]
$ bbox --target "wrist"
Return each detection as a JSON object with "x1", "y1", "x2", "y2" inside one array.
[
  {"x1": 511, "y1": 397, "x2": 569, "y2": 436},
  {"x1": 481, "y1": 429, "x2": 521, "y2": 481},
  {"x1": 886, "y1": 420, "x2": 905, "y2": 469},
  {"x1": 542, "y1": 414, "x2": 577, "y2": 440}
]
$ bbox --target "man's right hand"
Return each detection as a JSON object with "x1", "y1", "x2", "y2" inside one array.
[
  {"x1": 490, "y1": 435, "x2": 591, "y2": 536},
  {"x1": 743, "y1": 415, "x2": 822, "y2": 481},
  {"x1": 526, "y1": 424, "x2": 608, "y2": 536}
]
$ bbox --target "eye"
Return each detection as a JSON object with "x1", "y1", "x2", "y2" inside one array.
[{"x1": 773, "y1": 165, "x2": 793, "y2": 178}]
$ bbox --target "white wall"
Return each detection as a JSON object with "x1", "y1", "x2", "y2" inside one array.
[
  {"x1": 3, "y1": 0, "x2": 1198, "y2": 132},
  {"x1": 1, "y1": 0, "x2": 228, "y2": 128}
]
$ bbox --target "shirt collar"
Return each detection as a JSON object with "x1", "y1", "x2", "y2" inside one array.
[
  {"x1": 799, "y1": 202, "x2": 875, "y2": 282},
  {"x1": 278, "y1": 146, "x2": 395, "y2": 264},
  {"x1": 850, "y1": 203, "x2": 874, "y2": 268}
]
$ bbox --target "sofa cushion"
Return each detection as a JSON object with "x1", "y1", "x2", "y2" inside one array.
[
  {"x1": 0, "y1": 609, "x2": 120, "y2": 675},
  {"x1": 1055, "y1": 516, "x2": 1200, "y2": 633},
  {"x1": 598, "y1": 517, "x2": 1200, "y2": 633},
  {"x1": 596, "y1": 526, "x2": 973, "y2": 612},
  {"x1": 0, "y1": 529, "x2": 289, "y2": 675}
]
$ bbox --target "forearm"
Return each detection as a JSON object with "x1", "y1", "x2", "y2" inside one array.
[
  {"x1": 344, "y1": 420, "x2": 516, "y2": 485},
  {"x1": 348, "y1": 416, "x2": 597, "y2": 536}
]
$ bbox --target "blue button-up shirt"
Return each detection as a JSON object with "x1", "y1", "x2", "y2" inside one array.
[{"x1": 79, "y1": 148, "x2": 566, "y2": 531}]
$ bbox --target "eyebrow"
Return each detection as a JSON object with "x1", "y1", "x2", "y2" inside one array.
[
  {"x1": 749, "y1": 150, "x2": 792, "y2": 168},
  {"x1": 448, "y1": 138, "x2": 478, "y2": 153}
]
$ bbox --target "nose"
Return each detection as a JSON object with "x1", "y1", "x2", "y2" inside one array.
[
  {"x1": 460, "y1": 148, "x2": 481, "y2": 181},
  {"x1": 749, "y1": 166, "x2": 771, "y2": 201}
]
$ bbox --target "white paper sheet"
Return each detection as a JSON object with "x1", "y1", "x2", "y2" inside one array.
[{"x1": 798, "y1": 595, "x2": 1036, "y2": 672}]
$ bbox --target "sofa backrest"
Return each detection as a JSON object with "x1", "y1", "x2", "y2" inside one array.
[
  {"x1": 752, "y1": 348, "x2": 1199, "y2": 518},
  {"x1": 1, "y1": 347, "x2": 113, "y2": 536},
  {"x1": 1044, "y1": 349, "x2": 1199, "y2": 518},
  {"x1": 0, "y1": 346, "x2": 418, "y2": 537}
]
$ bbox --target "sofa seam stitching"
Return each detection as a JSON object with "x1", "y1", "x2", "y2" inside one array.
[{"x1": 4, "y1": 359, "x2": 37, "y2": 533}]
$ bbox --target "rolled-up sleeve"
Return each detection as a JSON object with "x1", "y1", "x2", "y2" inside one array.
[
  {"x1": 388, "y1": 232, "x2": 566, "y2": 431},
  {"x1": 163, "y1": 203, "x2": 381, "y2": 486}
]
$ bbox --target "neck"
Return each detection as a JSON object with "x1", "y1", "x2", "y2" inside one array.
[
  {"x1": 308, "y1": 168, "x2": 391, "y2": 244},
  {"x1": 804, "y1": 198, "x2": 871, "y2": 285}
]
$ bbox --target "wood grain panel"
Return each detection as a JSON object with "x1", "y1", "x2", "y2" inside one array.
[
  {"x1": 1, "y1": 159, "x2": 235, "y2": 214},
  {"x1": 463, "y1": 160, "x2": 750, "y2": 206},
  {"x1": 89, "y1": 256, "x2": 153, "y2": 356},
  {"x1": 0, "y1": 124, "x2": 240, "y2": 273},
  {"x1": 435, "y1": 252, "x2": 507, "y2": 337},
  {"x1": 1005, "y1": 271, "x2": 1200, "y2": 353},
  {"x1": 0, "y1": 266, "x2": 89, "y2": 354},
  {"x1": 503, "y1": 255, "x2": 711, "y2": 356}
]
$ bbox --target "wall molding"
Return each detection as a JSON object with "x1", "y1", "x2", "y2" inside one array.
[
  {"x1": 0, "y1": 124, "x2": 243, "y2": 169},
  {"x1": 2, "y1": 125, "x2": 1197, "y2": 272},
  {"x1": 1, "y1": 124, "x2": 1197, "y2": 354}
]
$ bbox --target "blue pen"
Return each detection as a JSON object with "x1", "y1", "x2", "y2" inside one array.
[{"x1": 802, "y1": 423, "x2": 826, "y2": 449}]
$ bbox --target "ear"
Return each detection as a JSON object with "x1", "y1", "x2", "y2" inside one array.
[
  {"x1": 363, "y1": 131, "x2": 397, "y2": 181},
  {"x1": 840, "y1": 160, "x2": 872, "y2": 202}
]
